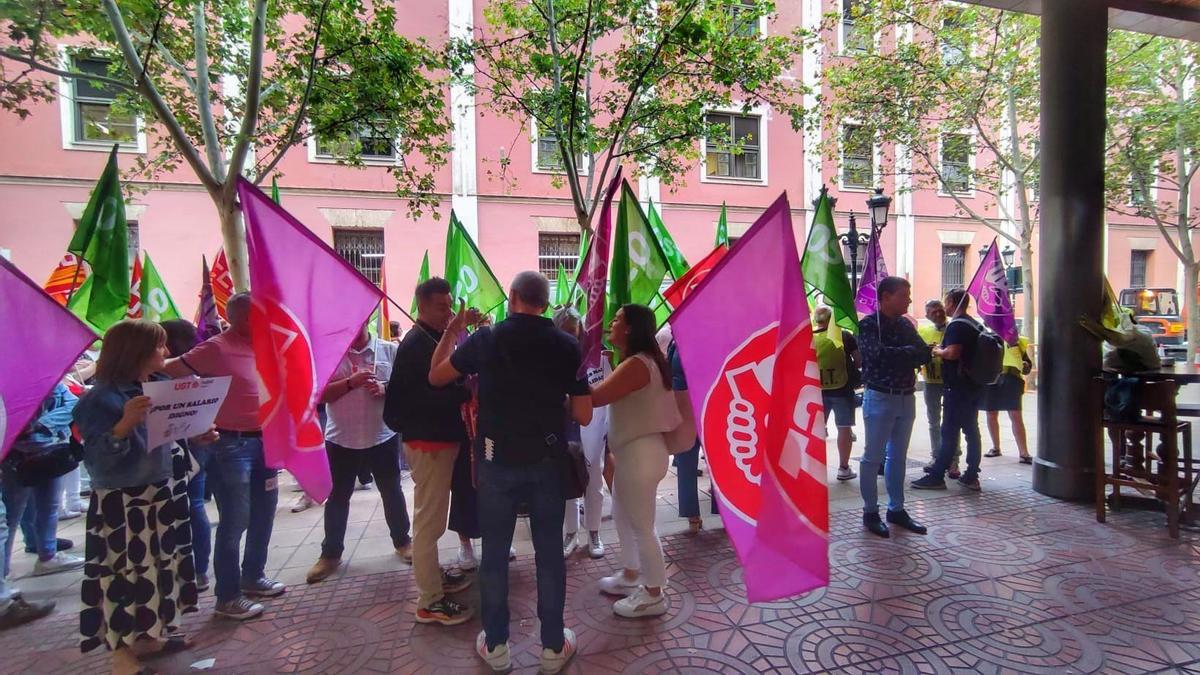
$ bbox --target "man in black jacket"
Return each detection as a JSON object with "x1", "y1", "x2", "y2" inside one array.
[{"x1": 384, "y1": 278, "x2": 480, "y2": 626}]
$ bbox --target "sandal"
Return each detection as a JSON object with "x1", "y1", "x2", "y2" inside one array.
[
  {"x1": 985, "y1": 448, "x2": 1002, "y2": 458},
  {"x1": 1019, "y1": 455, "x2": 1033, "y2": 464}
]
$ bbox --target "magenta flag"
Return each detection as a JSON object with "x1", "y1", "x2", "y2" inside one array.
[
  {"x1": 195, "y1": 255, "x2": 222, "y2": 340},
  {"x1": 237, "y1": 178, "x2": 382, "y2": 502},
  {"x1": 669, "y1": 193, "x2": 829, "y2": 602},
  {"x1": 577, "y1": 167, "x2": 622, "y2": 378},
  {"x1": 968, "y1": 237, "x2": 1019, "y2": 345},
  {"x1": 853, "y1": 229, "x2": 888, "y2": 315},
  {"x1": 0, "y1": 257, "x2": 97, "y2": 461}
]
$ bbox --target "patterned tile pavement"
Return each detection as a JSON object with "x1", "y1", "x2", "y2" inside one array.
[{"x1": 2, "y1": 393, "x2": 1198, "y2": 673}]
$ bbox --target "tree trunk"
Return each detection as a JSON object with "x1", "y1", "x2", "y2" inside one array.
[
  {"x1": 218, "y1": 197, "x2": 251, "y2": 292},
  {"x1": 1187, "y1": 262, "x2": 1199, "y2": 364},
  {"x1": 1021, "y1": 238, "x2": 1035, "y2": 343}
]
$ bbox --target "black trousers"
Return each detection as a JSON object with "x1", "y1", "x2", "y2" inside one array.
[{"x1": 321, "y1": 436, "x2": 411, "y2": 559}]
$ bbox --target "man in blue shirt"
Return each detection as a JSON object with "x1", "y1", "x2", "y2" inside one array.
[{"x1": 857, "y1": 276, "x2": 931, "y2": 538}]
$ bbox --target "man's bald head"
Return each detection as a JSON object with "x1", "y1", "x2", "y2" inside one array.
[{"x1": 509, "y1": 271, "x2": 550, "y2": 315}]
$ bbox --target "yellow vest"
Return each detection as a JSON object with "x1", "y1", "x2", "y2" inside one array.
[
  {"x1": 917, "y1": 322, "x2": 945, "y2": 384},
  {"x1": 1003, "y1": 337, "x2": 1031, "y2": 376},
  {"x1": 813, "y1": 329, "x2": 848, "y2": 390}
]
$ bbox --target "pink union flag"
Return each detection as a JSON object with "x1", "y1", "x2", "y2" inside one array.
[
  {"x1": 237, "y1": 178, "x2": 382, "y2": 502},
  {"x1": 577, "y1": 167, "x2": 622, "y2": 378},
  {"x1": 0, "y1": 257, "x2": 97, "y2": 461},
  {"x1": 967, "y1": 237, "x2": 1019, "y2": 345},
  {"x1": 669, "y1": 193, "x2": 829, "y2": 602},
  {"x1": 853, "y1": 229, "x2": 888, "y2": 315}
]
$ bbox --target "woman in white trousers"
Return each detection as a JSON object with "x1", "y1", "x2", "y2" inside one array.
[{"x1": 590, "y1": 304, "x2": 681, "y2": 618}]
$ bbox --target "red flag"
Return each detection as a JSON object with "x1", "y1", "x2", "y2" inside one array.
[
  {"x1": 126, "y1": 255, "x2": 143, "y2": 318},
  {"x1": 669, "y1": 193, "x2": 828, "y2": 602},
  {"x1": 42, "y1": 254, "x2": 88, "y2": 306},
  {"x1": 238, "y1": 177, "x2": 382, "y2": 502},
  {"x1": 211, "y1": 248, "x2": 234, "y2": 320},
  {"x1": 663, "y1": 245, "x2": 729, "y2": 309}
]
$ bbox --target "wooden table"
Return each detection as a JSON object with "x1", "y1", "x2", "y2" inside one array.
[{"x1": 1124, "y1": 362, "x2": 1200, "y2": 385}]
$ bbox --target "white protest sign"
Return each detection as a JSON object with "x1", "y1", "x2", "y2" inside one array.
[{"x1": 143, "y1": 376, "x2": 231, "y2": 447}]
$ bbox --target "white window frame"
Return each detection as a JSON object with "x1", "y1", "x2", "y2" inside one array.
[
  {"x1": 530, "y1": 119, "x2": 590, "y2": 176},
  {"x1": 699, "y1": 105, "x2": 769, "y2": 185},
  {"x1": 939, "y1": 3, "x2": 971, "y2": 67},
  {"x1": 1125, "y1": 159, "x2": 1159, "y2": 210},
  {"x1": 839, "y1": 0, "x2": 878, "y2": 56},
  {"x1": 307, "y1": 123, "x2": 402, "y2": 167},
  {"x1": 838, "y1": 121, "x2": 878, "y2": 192},
  {"x1": 727, "y1": 0, "x2": 769, "y2": 39},
  {"x1": 57, "y1": 48, "x2": 146, "y2": 154},
  {"x1": 938, "y1": 131, "x2": 976, "y2": 197}
]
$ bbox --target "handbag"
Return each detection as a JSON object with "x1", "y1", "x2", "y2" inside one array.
[
  {"x1": 3, "y1": 439, "x2": 82, "y2": 487},
  {"x1": 664, "y1": 389, "x2": 698, "y2": 455}
]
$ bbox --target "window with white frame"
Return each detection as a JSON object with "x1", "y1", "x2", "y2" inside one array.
[
  {"x1": 70, "y1": 57, "x2": 138, "y2": 146},
  {"x1": 315, "y1": 122, "x2": 397, "y2": 161},
  {"x1": 940, "y1": 7, "x2": 968, "y2": 66},
  {"x1": 333, "y1": 229, "x2": 385, "y2": 284},
  {"x1": 705, "y1": 112, "x2": 762, "y2": 180},
  {"x1": 842, "y1": 0, "x2": 872, "y2": 54},
  {"x1": 728, "y1": 0, "x2": 761, "y2": 38},
  {"x1": 534, "y1": 123, "x2": 586, "y2": 173},
  {"x1": 941, "y1": 133, "x2": 973, "y2": 193},
  {"x1": 841, "y1": 124, "x2": 873, "y2": 189},
  {"x1": 538, "y1": 232, "x2": 581, "y2": 280}
]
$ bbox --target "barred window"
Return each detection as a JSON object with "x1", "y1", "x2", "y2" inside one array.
[
  {"x1": 333, "y1": 229, "x2": 384, "y2": 285},
  {"x1": 941, "y1": 245, "x2": 967, "y2": 296},
  {"x1": 1130, "y1": 250, "x2": 1150, "y2": 289},
  {"x1": 538, "y1": 233, "x2": 581, "y2": 281}
]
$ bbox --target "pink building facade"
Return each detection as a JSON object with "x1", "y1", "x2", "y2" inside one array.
[{"x1": 0, "y1": 0, "x2": 1183, "y2": 336}]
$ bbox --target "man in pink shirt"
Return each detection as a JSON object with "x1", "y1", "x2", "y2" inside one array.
[{"x1": 164, "y1": 293, "x2": 284, "y2": 620}]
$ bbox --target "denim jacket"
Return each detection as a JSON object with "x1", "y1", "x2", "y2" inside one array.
[
  {"x1": 12, "y1": 383, "x2": 77, "y2": 453},
  {"x1": 72, "y1": 381, "x2": 174, "y2": 490}
]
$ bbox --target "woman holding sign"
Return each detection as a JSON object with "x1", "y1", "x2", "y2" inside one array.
[{"x1": 73, "y1": 320, "x2": 209, "y2": 674}]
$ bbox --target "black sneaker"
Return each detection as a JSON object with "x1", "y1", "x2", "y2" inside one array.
[
  {"x1": 443, "y1": 569, "x2": 473, "y2": 594},
  {"x1": 957, "y1": 475, "x2": 982, "y2": 491},
  {"x1": 416, "y1": 598, "x2": 474, "y2": 626},
  {"x1": 910, "y1": 474, "x2": 947, "y2": 490}
]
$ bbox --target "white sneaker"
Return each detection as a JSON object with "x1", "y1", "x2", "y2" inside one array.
[
  {"x1": 356, "y1": 481, "x2": 373, "y2": 491},
  {"x1": 598, "y1": 573, "x2": 641, "y2": 597},
  {"x1": 509, "y1": 546, "x2": 517, "y2": 560},
  {"x1": 476, "y1": 630, "x2": 511, "y2": 672},
  {"x1": 458, "y1": 542, "x2": 479, "y2": 571},
  {"x1": 836, "y1": 466, "x2": 858, "y2": 481},
  {"x1": 57, "y1": 509, "x2": 82, "y2": 521},
  {"x1": 562, "y1": 532, "x2": 579, "y2": 558},
  {"x1": 588, "y1": 532, "x2": 605, "y2": 559},
  {"x1": 32, "y1": 552, "x2": 85, "y2": 576},
  {"x1": 539, "y1": 628, "x2": 577, "y2": 674},
  {"x1": 290, "y1": 494, "x2": 315, "y2": 513},
  {"x1": 613, "y1": 586, "x2": 668, "y2": 618}
]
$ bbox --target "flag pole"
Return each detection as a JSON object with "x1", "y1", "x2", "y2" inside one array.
[{"x1": 63, "y1": 260, "x2": 84, "y2": 305}]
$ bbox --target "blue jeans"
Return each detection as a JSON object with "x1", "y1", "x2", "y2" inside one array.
[
  {"x1": 673, "y1": 442, "x2": 717, "y2": 518},
  {"x1": 477, "y1": 456, "x2": 565, "y2": 652},
  {"x1": 187, "y1": 444, "x2": 213, "y2": 577},
  {"x1": 860, "y1": 389, "x2": 916, "y2": 514},
  {"x1": 205, "y1": 436, "x2": 278, "y2": 603},
  {"x1": 0, "y1": 484, "x2": 11, "y2": 611},
  {"x1": 932, "y1": 387, "x2": 983, "y2": 481},
  {"x1": 2, "y1": 471, "x2": 62, "y2": 569}
]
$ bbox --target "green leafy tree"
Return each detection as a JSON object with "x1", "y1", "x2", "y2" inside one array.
[
  {"x1": 1, "y1": 0, "x2": 451, "y2": 289},
  {"x1": 460, "y1": 0, "x2": 815, "y2": 232},
  {"x1": 1106, "y1": 31, "x2": 1200, "y2": 361},
  {"x1": 823, "y1": 1, "x2": 1040, "y2": 338}
]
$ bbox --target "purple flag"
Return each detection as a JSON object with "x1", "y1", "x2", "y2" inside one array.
[
  {"x1": 967, "y1": 237, "x2": 1019, "y2": 345},
  {"x1": 669, "y1": 193, "x2": 829, "y2": 602},
  {"x1": 853, "y1": 229, "x2": 888, "y2": 315},
  {"x1": 238, "y1": 178, "x2": 383, "y2": 502},
  {"x1": 577, "y1": 167, "x2": 622, "y2": 378},
  {"x1": 195, "y1": 255, "x2": 222, "y2": 340},
  {"x1": 0, "y1": 257, "x2": 97, "y2": 461}
]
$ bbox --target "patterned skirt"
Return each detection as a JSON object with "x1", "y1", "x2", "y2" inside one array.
[{"x1": 80, "y1": 447, "x2": 198, "y2": 653}]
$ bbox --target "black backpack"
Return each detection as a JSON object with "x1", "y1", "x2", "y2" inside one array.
[{"x1": 951, "y1": 317, "x2": 1004, "y2": 386}]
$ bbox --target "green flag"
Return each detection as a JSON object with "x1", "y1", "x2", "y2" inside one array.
[
  {"x1": 367, "y1": 306, "x2": 382, "y2": 337},
  {"x1": 140, "y1": 252, "x2": 181, "y2": 322},
  {"x1": 801, "y1": 188, "x2": 858, "y2": 334},
  {"x1": 66, "y1": 276, "x2": 102, "y2": 333},
  {"x1": 647, "y1": 199, "x2": 689, "y2": 279},
  {"x1": 554, "y1": 264, "x2": 572, "y2": 308},
  {"x1": 444, "y1": 212, "x2": 507, "y2": 319},
  {"x1": 67, "y1": 147, "x2": 130, "y2": 330},
  {"x1": 410, "y1": 250, "x2": 430, "y2": 315},
  {"x1": 569, "y1": 230, "x2": 591, "y2": 307},
  {"x1": 608, "y1": 180, "x2": 671, "y2": 326},
  {"x1": 715, "y1": 202, "x2": 730, "y2": 248},
  {"x1": 271, "y1": 176, "x2": 281, "y2": 205}
]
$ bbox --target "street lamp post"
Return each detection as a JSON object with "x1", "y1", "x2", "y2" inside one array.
[
  {"x1": 979, "y1": 242, "x2": 1020, "y2": 298},
  {"x1": 820, "y1": 187, "x2": 892, "y2": 298}
]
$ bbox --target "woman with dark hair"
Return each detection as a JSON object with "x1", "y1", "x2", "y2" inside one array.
[
  {"x1": 590, "y1": 304, "x2": 681, "y2": 619},
  {"x1": 160, "y1": 318, "x2": 214, "y2": 593},
  {"x1": 73, "y1": 320, "x2": 205, "y2": 674}
]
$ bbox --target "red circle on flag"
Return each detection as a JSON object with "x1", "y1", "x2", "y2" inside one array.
[{"x1": 253, "y1": 297, "x2": 324, "y2": 450}]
